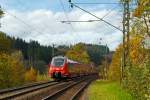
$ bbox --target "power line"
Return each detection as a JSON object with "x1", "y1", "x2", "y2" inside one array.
[
  {"x1": 101, "y1": 6, "x2": 120, "y2": 19},
  {"x1": 58, "y1": 0, "x2": 74, "y2": 31},
  {"x1": 69, "y1": 2, "x2": 123, "y2": 32},
  {"x1": 61, "y1": 20, "x2": 100, "y2": 23},
  {"x1": 2, "y1": 0, "x2": 60, "y2": 36},
  {"x1": 59, "y1": 0, "x2": 85, "y2": 45},
  {"x1": 2, "y1": 9, "x2": 45, "y2": 36},
  {"x1": 58, "y1": 0, "x2": 76, "y2": 44},
  {"x1": 72, "y1": 2, "x2": 136, "y2": 5},
  {"x1": 61, "y1": 5, "x2": 121, "y2": 23},
  {"x1": 59, "y1": 0, "x2": 78, "y2": 44},
  {"x1": 16, "y1": 0, "x2": 57, "y2": 34},
  {"x1": 71, "y1": 2, "x2": 137, "y2": 5},
  {"x1": 73, "y1": 2, "x2": 121, "y2": 5}
]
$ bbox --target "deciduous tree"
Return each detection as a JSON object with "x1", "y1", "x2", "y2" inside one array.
[
  {"x1": 66, "y1": 43, "x2": 90, "y2": 64},
  {"x1": 0, "y1": 51, "x2": 25, "y2": 89}
]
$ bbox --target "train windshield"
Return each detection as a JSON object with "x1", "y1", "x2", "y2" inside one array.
[{"x1": 52, "y1": 58, "x2": 65, "y2": 67}]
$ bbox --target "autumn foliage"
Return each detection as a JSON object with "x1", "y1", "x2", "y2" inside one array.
[
  {"x1": 0, "y1": 51, "x2": 25, "y2": 88},
  {"x1": 108, "y1": 0, "x2": 150, "y2": 99},
  {"x1": 25, "y1": 67, "x2": 37, "y2": 82},
  {"x1": 108, "y1": 44, "x2": 122, "y2": 81},
  {"x1": 0, "y1": 51, "x2": 40, "y2": 89},
  {"x1": 108, "y1": 34, "x2": 150, "y2": 99},
  {"x1": 66, "y1": 43, "x2": 90, "y2": 64}
]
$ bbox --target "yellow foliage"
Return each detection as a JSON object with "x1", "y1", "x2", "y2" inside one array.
[
  {"x1": 0, "y1": 51, "x2": 25, "y2": 88},
  {"x1": 133, "y1": 0, "x2": 150, "y2": 17},
  {"x1": 11, "y1": 51, "x2": 25, "y2": 86},
  {"x1": 108, "y1": 34, "x2": 146, "y2": 81},
  {"x1": 129, "y1": 35, "x2": 145, "y2": 65},
  {"x1": 25, "y1": 67, "x2": 37, "y2": 82},
  {"x1": 36, "y1": 72, "x2": 51, "y2": 81},
  {"x1": 66, "y1": 43, "x2": 90, "y2": 64},
  {"x1": 133, "y1": 5, "x2": 144, "y2": 17},
  {"x1": 108, "y1": 44, "x2": 122, "y2": 81}
]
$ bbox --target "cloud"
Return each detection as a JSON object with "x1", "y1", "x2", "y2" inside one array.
[{"x1": 0, "y1": 9, "x2": 122, "y2": 50}]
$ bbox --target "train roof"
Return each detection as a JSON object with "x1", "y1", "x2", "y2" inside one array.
[
  {"x1": 52, "y1": 56, "x2": 80, "y2": 64},
  {"x1": 67, "y1": 59, "x2": 79, "y2": 64}
]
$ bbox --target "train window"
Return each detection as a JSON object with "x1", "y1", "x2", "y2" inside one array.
[{"x1": 52, "y1": 58, "x2": 64, "y2": 67}]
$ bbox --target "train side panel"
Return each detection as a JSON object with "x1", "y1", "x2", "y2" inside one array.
[{"x1": 67, "y1": 63, "x2": 94, "y2": 77}]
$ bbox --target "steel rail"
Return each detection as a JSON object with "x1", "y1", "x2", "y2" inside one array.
[
  {"x1": 0, "y1": 81, "x2": 55, "y2": 94},
  {"x1": 42, "y1": 79, "x2": 84, "y2": 100},
  {"x1": 42, "y1": 75, "x2": 96, "y2": 100},
  {"x1": 70, "y1": 79, "x2": 93, "y2": 100},
  {"x1": 0, "y1": 81, "x2": 59, "y2": 99}
]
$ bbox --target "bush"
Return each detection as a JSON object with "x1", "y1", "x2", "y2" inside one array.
[
  {"x1": 36, "y1": 72, "x2": 51, "y2": 81},
  {"x1": 123, "y1": 58, "x2": 150, "y2": 100},
  {"x1": 25, "y1": 67, "x2": 37, "y2": 82},
  {"x1": 0, "y1": 51, "x2": 25, "y2": 89}
]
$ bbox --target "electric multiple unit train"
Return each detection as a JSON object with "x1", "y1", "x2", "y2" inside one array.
[{"x1": 48, "y1": 56, "x2": 96, "y2": 79}]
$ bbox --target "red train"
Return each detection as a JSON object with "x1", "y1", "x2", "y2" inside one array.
[{"x1": 48, "y1": 56, "x2": 96, "y2": 79}]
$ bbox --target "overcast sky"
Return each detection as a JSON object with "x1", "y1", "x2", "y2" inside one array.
[{"x1": 0, "y1": 0, "x2": 124, "y2": 50}]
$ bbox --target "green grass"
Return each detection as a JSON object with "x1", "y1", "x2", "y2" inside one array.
[
  {"x1": 36, "y1": 74, "x2": 52, "y2": 81},
  {"x1": 88, "y1": 80, "x2": 134, "y2": 100}
]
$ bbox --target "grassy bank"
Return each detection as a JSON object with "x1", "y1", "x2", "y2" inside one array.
[{"x1": 88, "y1": 80, "x2": 134, "y2": 100}]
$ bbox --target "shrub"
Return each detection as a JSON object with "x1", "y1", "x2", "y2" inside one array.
[
  {"x1": 25, "y1": 67, "x2": 37, "y2": 82},
  {"x1": 123, "y1": 58, "x2": 150, "y2": 100},
  {"x1": 0, "y1": 51, "x2": 25, "y2": 89}
]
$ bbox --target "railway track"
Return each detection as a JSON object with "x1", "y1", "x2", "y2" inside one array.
[
  {"x1": 42, "y1": 75, "x2": 95, "y2": 100},
  {"x1": 0, "y1": 75, "x2": 96, "y2": 100},
  {"x1": 0, "y1": 80, "x2": 59, "y2": 100}
]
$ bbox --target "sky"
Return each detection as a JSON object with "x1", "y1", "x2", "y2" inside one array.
[{"x1": 0, "y1": 0, "x2": 124, "y2": 50}]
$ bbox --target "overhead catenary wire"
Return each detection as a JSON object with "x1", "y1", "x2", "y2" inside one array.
[
  {"x1": 73, "y1": 2, "x2": 121, "y2": 5},
  {"x1": 61, "y1": 4, "x2": 122, "y2": 23},
  {"x1": 101, "y1": 6, "x2": 120, "y2": 19},
  {"x1": 61, "y1": 20, "x2": 100, "y2": 23},
  {"x1": 72, "y1": 2, "x2": 136, "y2": 5},
  {"x1": 1, "y1": 0, "x2": 47, "y2": 35},
  {"x1": 2, "y1": 9, "x2": 45, "y2": 36},
  {"x1": 69, "y1": 2, "x2": 123, "y2": 32},
  {"x1": 58, "y1": 0, "x2": 76, "y2": 45},
  {"x1": 58, "y1": 0, "x2": 84, "y2": 45},
  {"x1": 58, "y1": 0, "x2": 74, "y2": 31},
  {"x1": 16, "y1": 0, "x2": 57, "y2": 34}
]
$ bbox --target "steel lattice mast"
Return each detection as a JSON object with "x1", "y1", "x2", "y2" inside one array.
[{"x1": 122, "y1": 0, "x2": 130, "y2": 79}]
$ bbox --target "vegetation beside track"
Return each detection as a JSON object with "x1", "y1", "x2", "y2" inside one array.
[
  {"x1": 88, "y1": 80, "x2": 134, "y2": 100},
  {"x1": 36, "y1": 73, "x2": 52, "y2": 81}
]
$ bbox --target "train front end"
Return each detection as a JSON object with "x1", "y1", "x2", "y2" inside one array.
[{"x1": 49, "y1": 56, "x2": 68, "y2": 79}]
